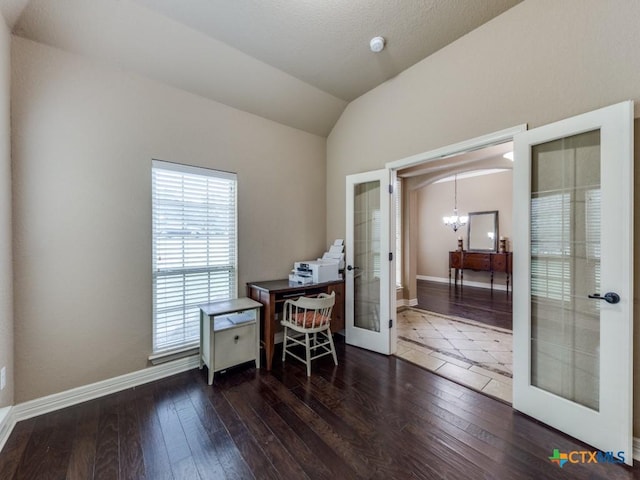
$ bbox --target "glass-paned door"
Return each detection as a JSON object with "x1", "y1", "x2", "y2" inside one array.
[
  {"x1": 513, "y1": 101, "x2": 633, "y2": 464},
  {"x1": 345, "y1": 169, "x2": 395, "y2": 354}
]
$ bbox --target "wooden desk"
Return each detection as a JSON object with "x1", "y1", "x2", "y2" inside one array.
[
  {"x1": 246, "y1": 279, "x2": 345, "y2": 370},
  {"x1": 449, "y1": 251, "x2": 512, "y2": 292}
]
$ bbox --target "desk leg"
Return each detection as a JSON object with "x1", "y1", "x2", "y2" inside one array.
[
  {"x1": 264, "y1": 293, "x2": 276, "y2": 371},
  {"x1": 199, "y1": 311, "x2": 204, "y2": 370},
  {"x1": 208, "y1": 326, "x2": 215, "y2": 385},
  {"x1": 255, "y1": 307, "x2": 261, "y2": 369}
]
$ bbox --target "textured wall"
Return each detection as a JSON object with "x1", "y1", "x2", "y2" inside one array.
[{"x1": 11, "y1": 37, "x2": 327, "y2": 402}]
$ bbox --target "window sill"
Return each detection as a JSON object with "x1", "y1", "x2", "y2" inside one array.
[{"x1": 149, "y1": 344, "x2": 199, "y2": 365}]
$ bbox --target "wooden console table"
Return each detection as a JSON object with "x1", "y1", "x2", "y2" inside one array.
[
  {"x1": 449, "y1": 251, "x2": 512, "y2": 292},
  {"x1": 246, "y1": 279, "x2": 345, "y2": 371}
]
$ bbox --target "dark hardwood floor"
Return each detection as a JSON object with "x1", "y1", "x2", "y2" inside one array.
[
  {"x1": 417, "y1": 279, "x2": 513, "y2": 330},
  {"x1": 2, "y1": 339, "x2": 638, "y2": 479}
]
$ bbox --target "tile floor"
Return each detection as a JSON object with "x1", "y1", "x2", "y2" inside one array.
[{"x1": 396, "y1": 307, "x2": 513, "y2": 403}]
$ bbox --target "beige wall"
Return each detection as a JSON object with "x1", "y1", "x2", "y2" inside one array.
[
  {"x1": 11, "y1": 37, "x2": 327, "y2": 402},
  {"x1": 327, "y1": 0, "x2": 640, "y2": 432},
  {"x1": 0, "y1": 15, "x2": 12, "y2": 408},
  {"x1": 417, "y1": 171, "x2": 512, "y2": 284}
]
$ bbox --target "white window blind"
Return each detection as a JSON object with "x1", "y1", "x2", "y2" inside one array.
[
  {"x1": 372, "y1": 209, "x2": 381, "y2": 278},
  {"x1": 530, "y1": 192, "x2": 571, "y2": 300},
  {"x1": 152, "y1": 160, "x2": 237, "y2": 353}
]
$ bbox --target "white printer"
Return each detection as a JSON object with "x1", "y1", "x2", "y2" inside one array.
[{"x1": 289, "y1": 260, "x2": 340, "y2": 285}]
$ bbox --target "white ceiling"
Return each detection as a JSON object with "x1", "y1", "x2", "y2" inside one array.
[{"x1": 4, "y1": 0, "x2": 522, "y2": 136}]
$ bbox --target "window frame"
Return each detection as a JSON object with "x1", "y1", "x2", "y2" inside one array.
[{"x1": 151, "y1": 160, "x2": 238, "y2": 355}]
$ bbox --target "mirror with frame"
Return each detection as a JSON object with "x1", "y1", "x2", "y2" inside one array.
[{"x1": 467, "y1": 211, "x2": 498, "y2": 252}]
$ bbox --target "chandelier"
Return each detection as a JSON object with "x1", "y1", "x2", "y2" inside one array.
[{"x1": 442, "y1": 174, "x2": 468, "y2": 232}]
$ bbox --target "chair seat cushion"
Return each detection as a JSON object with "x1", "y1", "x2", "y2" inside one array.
[{"x1": 293, "y1": 311, "x2": 331, "y2": 328}]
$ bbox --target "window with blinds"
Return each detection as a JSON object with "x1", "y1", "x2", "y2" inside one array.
[{"x1": 152, "y1": 160, "x2": 237, "y2": 353}]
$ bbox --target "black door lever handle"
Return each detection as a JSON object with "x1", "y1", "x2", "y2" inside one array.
[{"x1": 588, "y1": 292, "x2": 620, "y2": 304}]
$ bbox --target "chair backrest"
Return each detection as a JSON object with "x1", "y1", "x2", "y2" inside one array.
[{"x1": 284, "y1": 291, "x2": 335, "y2": 329}]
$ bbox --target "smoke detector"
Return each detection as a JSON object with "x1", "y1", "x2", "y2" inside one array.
[{"x1": 369, "y1": 36, "x2": 385, "y2": 53}]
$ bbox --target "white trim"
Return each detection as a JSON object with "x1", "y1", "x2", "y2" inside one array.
[
  {"x1": 434, "y1": 168, "x2": 510, "y2": 183},
  {"x1": 396, "y1": 298, "x2": 410, "y2": 307},
  {"x1": 152, "y1": 159, "x2": 237, "y2": 180},
  {"x1": 418, "y1": 275, "x2": 508, "y2": 292},
  {"x1": 396, "y1": 298, "x2": 418, "y2": 307},
  {"x1": 386, "y1": 124, "x2": 527, "y2": 171},
  {"x1": 0, "y1": 406, "x2": 14, "y2": 452},
  {"x1": 11, "y1": 355, "x2": 199, "y2": 424}
]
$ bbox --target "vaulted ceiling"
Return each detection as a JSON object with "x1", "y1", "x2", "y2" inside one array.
[{"x1": 1, "y1": 0, "x2": 521, "y2": 136}]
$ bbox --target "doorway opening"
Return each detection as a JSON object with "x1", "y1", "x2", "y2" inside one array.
[{"x1": 392, "y1": 140, "x2": 515, "y2": 403}]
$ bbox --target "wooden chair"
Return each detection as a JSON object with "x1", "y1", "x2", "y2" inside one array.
[{"x1": 281, "y1": 291, "x2": 337, "y2": 376}]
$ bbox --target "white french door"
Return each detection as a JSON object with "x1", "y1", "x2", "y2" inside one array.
[
  {"x1": 345, "y1": 169, "x2": 396, "y2": 354},
  {"x1": 513, "y1": 101, "x2": 634, "y2": 464}
]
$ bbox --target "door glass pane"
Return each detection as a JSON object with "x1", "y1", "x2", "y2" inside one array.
[
  {"x1": 354, "y1": 180, "x2": 381, "y2": 332},
  {"x1": 530, "y1": 129, "x2": 600, "y2": 411}
]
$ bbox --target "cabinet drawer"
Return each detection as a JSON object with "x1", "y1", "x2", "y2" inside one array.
[
  {"x1": 463, "y1": 254, "x2": 490, "y2": 270},
  {"x1": 214, "y1": 323, "x2": 256, "y2": 371}
]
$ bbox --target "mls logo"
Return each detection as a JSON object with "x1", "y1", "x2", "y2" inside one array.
[{"x1": 549, "y1": 449, "x2": 625, "y2": 467}]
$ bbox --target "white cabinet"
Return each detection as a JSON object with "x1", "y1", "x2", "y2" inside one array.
[{"x1": 199, "y1": 298, "x2": 262, "y2": 385}]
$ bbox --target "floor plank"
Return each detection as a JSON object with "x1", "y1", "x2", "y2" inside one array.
[
  {"x1": 66, "y1": 401, "x2": 100, "y2": 480},
  {"x1": 0, "y1": 418, "x2": 35, "y2": 479}
]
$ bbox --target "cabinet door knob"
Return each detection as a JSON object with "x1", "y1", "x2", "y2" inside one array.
[{"x1": 234, "y1": 335, "x2": 240, "y2": 343}]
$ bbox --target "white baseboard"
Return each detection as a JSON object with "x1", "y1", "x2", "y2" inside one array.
[
  {"x1": 9, "y1": 355, "x2": 199, "y2": 431},
  {"x1": 0, "y1": 406, "x2": 14, "y2": 452},
  {"x1": 418, "y1": 275, "x2": 508, "y2": 292},
  {"x1": 397, "y1": 298, "x2": 418, "y2": 308},
  {"x1": 2, "y1": 356, "x2": 199, "y2": 453}
]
